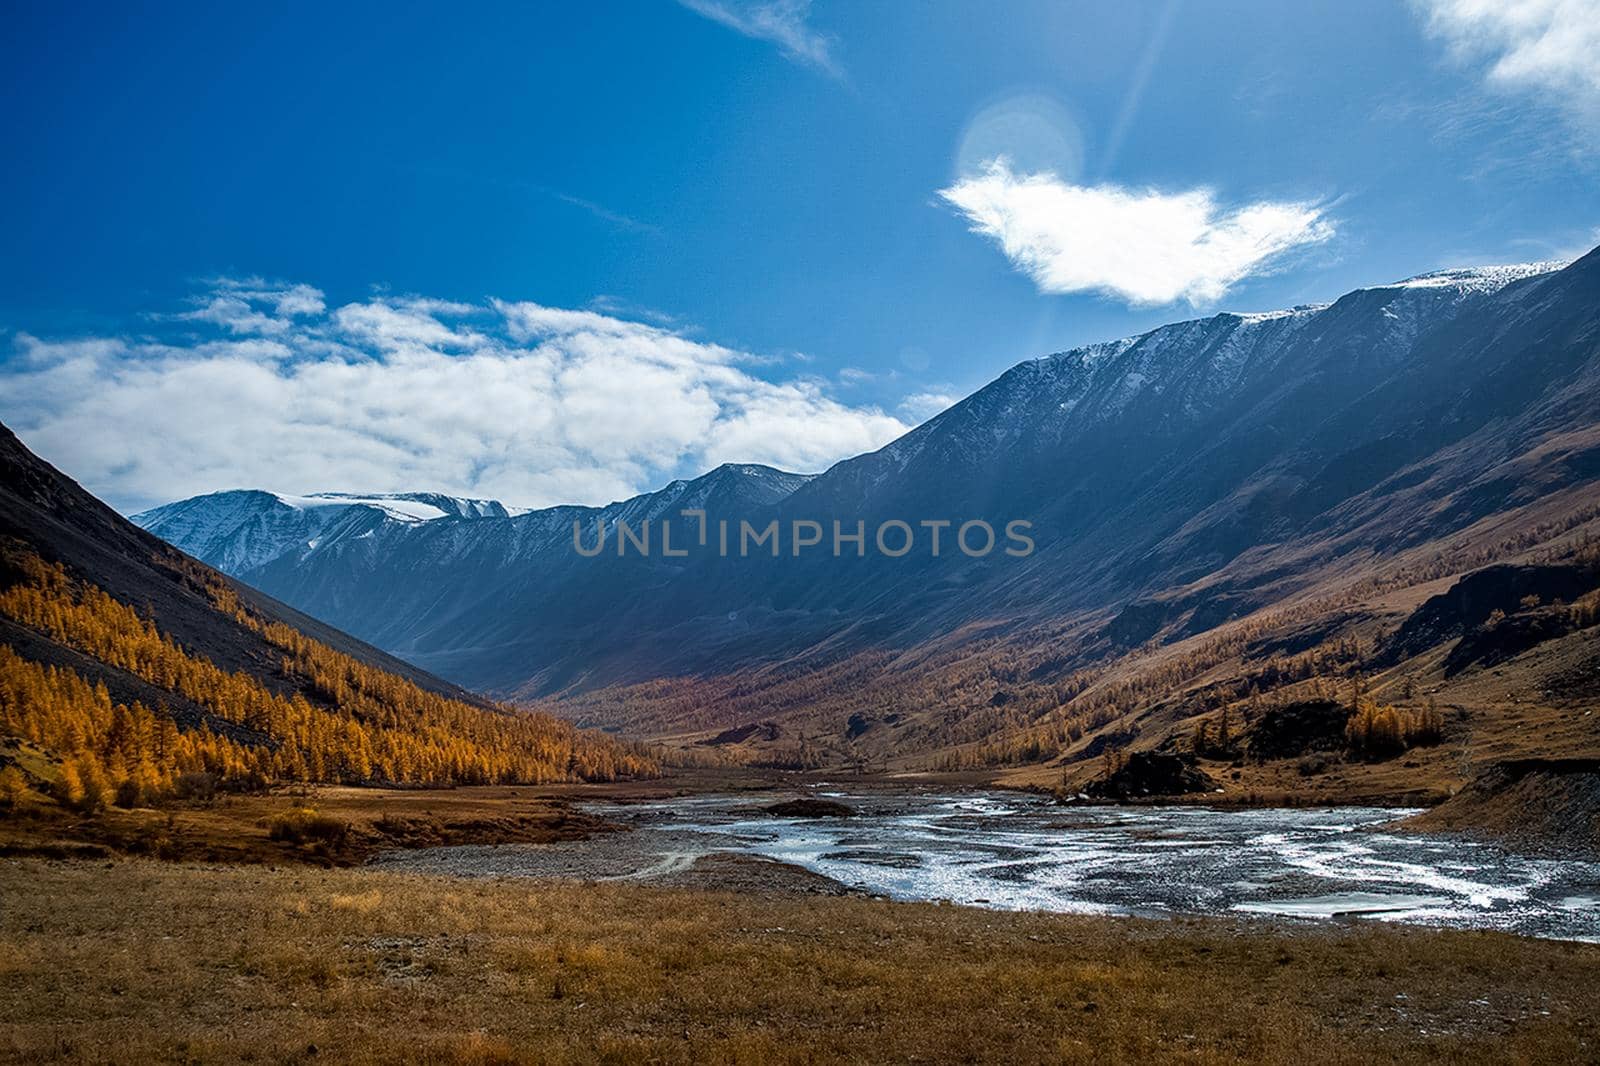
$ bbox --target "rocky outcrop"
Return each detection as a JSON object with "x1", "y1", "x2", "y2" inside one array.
[
  {"x1": 700, "y1": 721, "x2": 782, "y2": 746},
  {"x1": 1386, "y1": 564, "x2": 1596, "y2": 663},
  {"x1": 1085, "y1": 752, "x2": 1219, "y2": 801},
  {"x1": 1246, "y1": 700, "x2": 1351, "y2": 761}
]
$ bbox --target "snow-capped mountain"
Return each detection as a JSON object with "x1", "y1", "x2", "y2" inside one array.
[
  {"x1": 823, "y1": 260, "x2": 1569, "y2": 494},
  {"x1": 138, "y1": 466, "x2": 815, "y2": 593},
  {"x1": 132, "y1": 490, "x2": 520, "y2": 574},
  {"x1": 132, "y1": 251, "x2": 1600, "y2": 700}
]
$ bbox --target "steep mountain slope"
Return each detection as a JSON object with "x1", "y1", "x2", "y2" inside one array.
[
  {"x1": 764, "y1": 260, "x2": 1582, "y2": 616},
  {"x1": 1, "y1": 433, "x2": 490, "y2": 706},
  {"x1": 127, "y1": 252, "x2": 1600, "y2": 785},
  {"x1": 0, "y1": 422, "x2": 654, "y2": 791}
]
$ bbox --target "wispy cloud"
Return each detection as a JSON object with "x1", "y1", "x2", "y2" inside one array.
[
  {"x1": 407, "y1": 162, "x2": 663, "y2": 237},
  {"x1": 544, "y1": 189, "x2": 664, "y2": 236},
  {"x1": 1503, "y1": 224, "x2": 1600, "y2": 261},
  {"x1": 332, "y1": 297, "x2": 481, "y2": 351},
  {"x1": 678, "y1": 0, "x2": 841, "y2": 77},
  {"x1": 168, "y1": 278, "x2": 326, "y2": 336},
  {"x1": 1414, "y1": 0, "x2": 1600, "y2": 143},
  {"x1": 585, "y1": 295, "x2": 683, "y2": 328},
  {"x1": 938, "y1": 161, "x2": 1334, "y2": 306},
  {"x1": 3, "y1": 280, "x2": 909, "y2": 512}
]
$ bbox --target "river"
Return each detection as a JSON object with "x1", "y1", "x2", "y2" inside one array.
[{"x1": 587, "y1": 790, "x2": 1600, "y2": 941}]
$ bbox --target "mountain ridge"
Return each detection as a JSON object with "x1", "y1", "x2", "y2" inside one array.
[
  {"x1": 120, "y1": 250, "x2": 1600, "y2": 782},
  {"x1": 136, "y1": 258, "x2": 1572, "y2": 591}
]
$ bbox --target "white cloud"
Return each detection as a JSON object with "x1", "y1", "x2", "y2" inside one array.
[
  {"x1": 271, "y1": 284, "x2": 327, "y2": 317},
  {"x1": 497, "y1": 301, "x2": 671, "y2": 341},
  {"x1": 172, "y1": 278, "x2": 327, "y2": 335},
  {"x1": 333, "y1": 298, "x2": 480, "y2": 351},
  {"x1": 179, "y1": 295, "x2": 290, "y2": 336},
  {"x1": 678, "y1": 0, "x2": 840, "y2": 77},
  {"x1": 898, "y1": 391, "x2": 959, "y2": 423},
  {"x1": 220, "y1": 279, "x2": 326, "y2": 317},
  {"x1": 2, "y1": 280, "x2": 911, "y2": 513},
  {"x1": 1415, "y1": 0, "x2": 1600, "y2": 137},
  {"x1": 938, "y1": 161, "x2": 1334, "y2": 306},
  {"x1": 701, "y1": 381, "x2": 907, "y2": 472}
]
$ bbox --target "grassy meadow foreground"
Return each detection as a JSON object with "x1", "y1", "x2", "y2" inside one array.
[{"x1": 4, "y1": 856, "x2": 1598, "y2": 1066}]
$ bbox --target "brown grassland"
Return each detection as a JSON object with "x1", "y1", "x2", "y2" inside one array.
[
  {"x1": 2, "y1": 856, "x2": 1597, "y2": 1065},
  {"x1": 0, "y1": 782, "x2": 621, "y2": 866}
]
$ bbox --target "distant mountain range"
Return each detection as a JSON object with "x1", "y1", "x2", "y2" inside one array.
[
  {"x1": 134, "y1": 471, "x2": 811, "y2": 580},
  {"x1": 130, "y1": 250, "x2": 1600, "y2": 778},
  {"x1": 134, "y1": 463, "x2": 821, "y2": 692},
  {"x1": 134, "y1": 491, "x2": 523, "y2": 574}
]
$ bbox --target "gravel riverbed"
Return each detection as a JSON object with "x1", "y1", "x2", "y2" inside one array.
[{"x1": 368, "y1": 827, "x2": 855, "y2": 896}]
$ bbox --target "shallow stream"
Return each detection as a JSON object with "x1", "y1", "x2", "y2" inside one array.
[{"x1": 599, "y1": 791, "x2": 1600, "y2": 941}]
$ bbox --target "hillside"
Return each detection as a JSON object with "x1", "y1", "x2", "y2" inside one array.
[
  {"x1": 0, "y1": 423, "x2": 656, "y2": 806},
  {"x1": 129, "y1": 250, "x2": 1600, "y2": 793}
]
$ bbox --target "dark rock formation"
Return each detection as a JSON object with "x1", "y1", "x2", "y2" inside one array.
[
  {"x1": 1085, "y1": 752, "x2": 1219, "y2": 801},
  {"x1": 1246, "y1": 700, "x2": 1352, "y2": 761},
  {"x1": 763, "y1": 798, "x2": 857, "y2": 819}
]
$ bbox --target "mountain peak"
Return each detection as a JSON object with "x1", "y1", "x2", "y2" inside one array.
[
  {"x1": 1379, "y1": 260, "x2": 1568, "y2": 295},
  {"x1": 701, "y1": 462, "x2": 816, "y2": 486}
]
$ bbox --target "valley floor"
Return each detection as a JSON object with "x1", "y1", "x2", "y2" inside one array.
[
  {"x1": 3, "y1": 856, "x2": 1598, "y2": 1065},
  {"x1": 4, "y1": 775, "x2": 1599, "y2": 1062}
]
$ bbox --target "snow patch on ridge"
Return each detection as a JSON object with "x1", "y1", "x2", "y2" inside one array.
[
  {"x1": 1384, "y1": 261, "x2": 1568, "y2": 295},
  {"x1": 274, "y1": 494, "x2": 449, "y2": 523}
]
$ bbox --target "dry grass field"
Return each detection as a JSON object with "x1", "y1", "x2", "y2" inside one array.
[
  {"x1": 0, "y1": 783, "x2": 618, "y2": 866},
  {"x1": 2, "y1": 857, "x2": 1597, "y2": 1065}
]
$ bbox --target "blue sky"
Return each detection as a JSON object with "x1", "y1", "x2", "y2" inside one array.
[{"x1": 2, "y1": 0, "x2": 1597, "y2": 512}]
